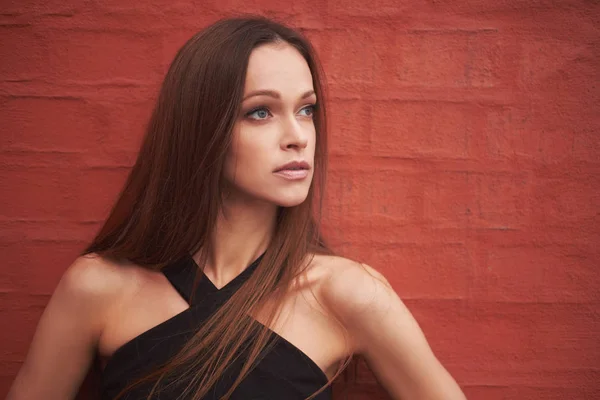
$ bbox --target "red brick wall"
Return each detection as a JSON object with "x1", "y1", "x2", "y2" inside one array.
[{"x1": 1, "y1": 1, "x2": 599, "y2": 399}]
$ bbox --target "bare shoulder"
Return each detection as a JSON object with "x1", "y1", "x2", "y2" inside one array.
[
  {"x1": 310, "y1": 254, "x2": 395, "y2": 322},
  {"x1": 53, "y1": 253, "x2": 153, "y2": 331},
  {"x1": 307, "y1": 254, "x2": 399, "y2": 355},
  {"x1": 6, "y1": 254, "x2": 142, "y2": 399},
  {"x1": 58, "y1": 253, "x2": 135, "y2": 308},
  {"x1": 308, "y1": 255, "x2": 467, "y2": 400}
]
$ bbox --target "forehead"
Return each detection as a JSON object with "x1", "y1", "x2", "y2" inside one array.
[{"x1": 244, "y1": 43, "x2": 314, "y2": 95}]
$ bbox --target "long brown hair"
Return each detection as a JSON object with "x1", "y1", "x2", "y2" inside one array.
[{"x1": 84, "y1": 15, "x2": 353, "y2": 399}]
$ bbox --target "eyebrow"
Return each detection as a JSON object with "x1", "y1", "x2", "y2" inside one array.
[{"x1": 242, "y1": 89, "x2": 316, "y2": 102}]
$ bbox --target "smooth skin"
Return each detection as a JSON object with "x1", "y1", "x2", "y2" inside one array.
[{"x1": 7, "y1": 42, "x2": 466, "y2": 400}]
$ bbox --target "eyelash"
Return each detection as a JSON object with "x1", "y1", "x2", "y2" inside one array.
[{"x1": 244, "y1": 103, "x2": 318, "y2": 120}]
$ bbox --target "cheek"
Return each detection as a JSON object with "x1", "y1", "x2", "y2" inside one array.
[
  {"x1": 234, "y1": 135, "x2": 263, "y2": 168},
  {"x1": 225, "y1": 131, "x2": 270, "y2": 182}
]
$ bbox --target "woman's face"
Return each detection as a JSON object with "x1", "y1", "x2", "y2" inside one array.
[{"x1": 223, "y1": 42, "x2": 317, "y2": 208}]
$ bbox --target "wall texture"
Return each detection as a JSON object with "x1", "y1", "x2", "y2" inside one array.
[{"x1": 1, "y1": 1, "x2": 599, "y2": 399}]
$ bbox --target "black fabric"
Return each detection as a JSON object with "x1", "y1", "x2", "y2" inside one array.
[{"x1": 100, "y1": 254, "x2": 332, "y2": 400}]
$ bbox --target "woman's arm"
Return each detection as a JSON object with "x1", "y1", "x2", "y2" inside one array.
[
  {"x1": 7, "y1": 255, "x2": 118, "y2": 400},
  {"x1": 321, "y1": 258, "x2": 467, "y2": 400}
]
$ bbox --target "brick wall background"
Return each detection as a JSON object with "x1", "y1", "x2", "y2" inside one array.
[{"x1": 1, "y1": 1, "x2": 599, "y2": 399}]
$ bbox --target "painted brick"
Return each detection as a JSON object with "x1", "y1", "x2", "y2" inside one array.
[
  {"x1": 519, "y1": 38, "x2": 590, "y2": 89},
  {"x1": 201, "y1": 0, "x2": 295, "y2": 15},
  {"x1": 321, "y1": 29, "x2": 380, "y2": 85},
  {"x1": 463, "y1": 386, "x2": 600, "y2": 400},
  {"x1": 161, "y1": 29, "x2": 202, "y2": 72},
  {"x1": 77, "y1": 168, "x2": 130, "y2": 222},
  {"x1": 370, "y1": 101, "x2": 478, "y2": 159},
  {"x1": 285, "y1": 4, "x2": 329, "y2": 30},
  {"x1": 349, "y1": 387, "x2": 388, "y2": 400},
  {"x1": 573, "y1": 128, "x2": 600, "y2": 163},
  {"x1": 45, "y1": 30, "x2": 163, "y2": 82},
  {"x1": 473, "y1": 246, "x2": 599, "y2": 303},
  {"x1": 81, "y1": 149, "x2": 138, "y2": 169},
  {"x1": 0, "y1": 220, "x2": 97, "y2": 243},
  {"x1": 327, "y1": 0, "x2": 416, "y2": 17},
  {"x1": 93, "y1": 0, "x2": 189, "y2": 14},
  {"x1": 531, "y1": 177, "x2": 600, "y2": 226},
  {"x1": 474, "y1": 172, "x2": 531, "y2": 228},
  {"x1": 321, "y1": 219, "x2": 371, "y2": 251},
  {"x1": 480, "y1": 37, "x2": 600, "y2": 164},
  {"x1": 327, "y1": 99, "x2": 371, "y2": 156},
  {"x1": 333, "y1": 382, "x2": 389, "y2": 400},
  {"x1": 408, "y1": 300, "x2": 600, "y2": 383},
  {"x1": 369, "y1": 224, "x2": 471, "y2": 247},
  {"x1": 299, "y1": 29, "x2": 329, "y2": 66},
  {"x1": 0, "y1": 0, "x2": 81, "y2": 15},
  {"x1": 369, "y1": 170, "x2": 423, "y2": 225},
  {"x1": 0, "y1": 243, "x2": 24, "y2": 293},
  {"x1": 0, "y1": 167, "x2": 80, "y2": 220},
  {"x1": 0, "y1": 372, "x2": 18, "y2": 400},
  {"x1": 394, "y1": 31, "x2": 514, "y2": 88},
  {"x1": 0, "y1": 240, "x2": 83, "y2": 294},
  {"x1": 483, "y1": 104, "x2": 587, "y2": 163},
  {"x1": 0, "y1": 294, "x2": 48, "y2": 361},
  {"x1": 322, "y1": 170, "x2": 375, "y2": 247},
  {"x1": 533, "y1": 129, "x2": 576, "y2": 164},
  {"x1": 326, "y1": 169, "x2": 373, "y2": 221},
  {"x1": 0, "y1": 151, "x2": 80, "y2": 168},
  {"x1": 96, "y1": 99, "x2": 153, "y2": 153},
  {"x1": 328, "y1": 241, "x2": 375, "y2": 267},
  {"x1": 0, "y1": 26, "x2": 50, "y2": 81},
  {"x1": 1, "y1": 96, "x2": 104, "y2": 151},
  {"x1": 429, "y1": 1, "x2": 563, "y2": 13},
  {"x1": 324, "y1": 170, "x2": 424, "y2": 243},
  {"x1": 422, "y1": 172, "x2": 475, "y2": 228},
  {"x1": 483, "y1": 106, "x2": 523, "y2": 160},
  {"x1": 371, "y1": 244, "x2": 471, "y2": 299}
]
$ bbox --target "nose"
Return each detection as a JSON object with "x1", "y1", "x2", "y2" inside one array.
[{"x1": 280, "y1": 117, "x2": 309, "y2": 150}]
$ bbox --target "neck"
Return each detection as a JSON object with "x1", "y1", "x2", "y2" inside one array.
[{"x1": 200, "y1": 194, "x2": 278, "y2": 289}]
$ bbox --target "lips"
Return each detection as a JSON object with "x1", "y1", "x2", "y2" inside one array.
[
  {"x1": 274, "y1": 160, "x2": 310, "y2": 172},
  {"x1": 273, "y1": 160, "x2": 311, "y2": 181}
]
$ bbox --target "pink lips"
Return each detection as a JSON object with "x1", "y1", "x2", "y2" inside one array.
[
  {"x1": 273, "y1": 160, "x2": 310, "y2": 180},
  {"x1": 274, "y1": 169, "x2": 309, "y2": 180}
]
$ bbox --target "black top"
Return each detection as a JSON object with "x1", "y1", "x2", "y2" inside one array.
[{"x1": 100, "y1": 254, "x2": 332, "y2": 399}]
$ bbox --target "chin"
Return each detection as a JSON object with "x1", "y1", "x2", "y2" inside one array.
[
  {"x1": 270, "y1": 190, "x2": 310, "y2": 208},
  {"x1": 276, "y1": 199, "x2": 308, "y2": 208},
  {"x1": 230, "y1": 182, "x2": 311, "y2": 208}
]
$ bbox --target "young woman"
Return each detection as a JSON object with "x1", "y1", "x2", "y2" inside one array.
[{"x1": 7, "y1": 16, "x2": 467, "y2": 400}]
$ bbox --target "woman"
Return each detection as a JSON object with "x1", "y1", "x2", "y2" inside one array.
[{"x1": 7, "y1": 16, "x2": 467, "y2": 400}]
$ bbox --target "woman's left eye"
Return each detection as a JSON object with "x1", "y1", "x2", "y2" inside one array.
[
  {"x1": 245, "y1": 104, "x2": 317, "y2": 121},
  {"x1": 299, "y1": 104, "x2": 316, "y2": 117}
]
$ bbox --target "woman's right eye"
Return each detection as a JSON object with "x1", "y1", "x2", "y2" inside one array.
[{"x1": 245, "y1": 107, "x2": 271, "y2": 120}]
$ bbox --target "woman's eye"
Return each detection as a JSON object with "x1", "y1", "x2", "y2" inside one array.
[
  {"x1": 299, "y1": 104, "x2": 316, "y2": 117},
  {"x1": 246, "y1": 107, "x2": 271, "y2": 120},
  {"x1": 245, "y1": 104, "x2": 317, "y2": 121}
]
